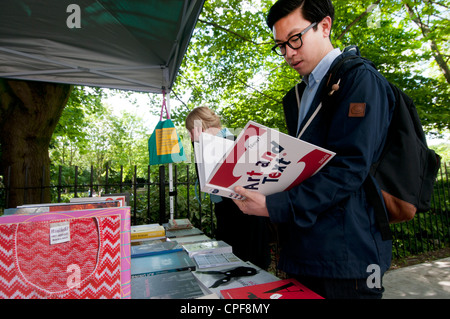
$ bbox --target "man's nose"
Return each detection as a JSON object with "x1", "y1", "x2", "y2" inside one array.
[{"x1": 284, "y1": 45, "x2": 298, "y2": 59}]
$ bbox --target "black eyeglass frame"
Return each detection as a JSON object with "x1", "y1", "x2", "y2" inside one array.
[{"x1": 271, "y1": 22, "x2": 318, "y2": 56}]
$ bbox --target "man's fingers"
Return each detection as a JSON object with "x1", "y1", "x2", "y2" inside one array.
[
  {"x1": 235, "y1": 186, "x2": 250, "y2": 198},
  {"x1": 232, "y1": 186, "x2": 269, "y2": 217}
]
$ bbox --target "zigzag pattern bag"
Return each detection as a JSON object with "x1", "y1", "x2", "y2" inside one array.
[{"x1": 0, "y1": 207, "x2": 131, "y2": 299}]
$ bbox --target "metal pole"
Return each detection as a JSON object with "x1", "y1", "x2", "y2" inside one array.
[{"x1": 167, "y1": 91, "x2": 174, "y2": 220}]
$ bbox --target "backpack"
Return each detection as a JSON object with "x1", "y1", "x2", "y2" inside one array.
[{"x1": 324, "y1": 46, "x2": 441, "y2": 241}]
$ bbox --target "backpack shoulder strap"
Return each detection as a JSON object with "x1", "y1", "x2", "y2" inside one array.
[
  {"x1": 322, "y1": 47, "x2": 393, "y2": 241},
  {"x1": 325, "y1": 54, "x2": 365, "y2": 98}
]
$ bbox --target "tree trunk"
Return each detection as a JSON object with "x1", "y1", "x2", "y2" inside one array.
[{"x1": 0, "y1": 79, "x2": 73, "y2": 208}]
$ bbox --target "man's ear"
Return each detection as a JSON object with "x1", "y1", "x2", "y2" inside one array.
[{"x1": 320, "y1": 16, "x2": 333, "y2": 38}]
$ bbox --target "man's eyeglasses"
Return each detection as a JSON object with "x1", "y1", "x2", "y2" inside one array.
[{"x1": 271, "y1": 22, "x2": 317, "y2": 56}]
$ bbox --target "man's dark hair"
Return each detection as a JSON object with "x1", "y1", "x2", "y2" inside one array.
[{"x1": 266, "y1": 0, "x2": 335, "y2": 31}]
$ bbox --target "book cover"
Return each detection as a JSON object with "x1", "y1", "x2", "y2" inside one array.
[
  {"x1": 167, "y1": 218, "x2": 193, "y2": 230},
  {"x1": 131, "y1": 238, "x2": 167, "y2": 246},
  {"x1": 70, "y1": 194, "x2": 128, "y2": 206},
  {"x1": 131, "y1": 224, "x2": 165, "y2": 241},
  {"x1": 131, "y1": 241, "x2": 183, "y2": 258},
  {"x1": 195, "y1": 121, "x2": 335, "y2": 199},
  {"x1": 6, "y1": 200, "x2": 121, "y2": 215},
  {"x1": 221, "y1": 278, "x2": 324, "y2": 299},
  {"x1": 165, "y1": 227, "x2": 204, "y2": 238},
  {"x1": 131, "y1": 251, "x2": 196, "y2": 278},
  {"x1": 101, "y1": 193, "x2": 130, "y2": 206},
  {"x1": 182, "y1": 240, "x2": 232, "y2": 258},
  {"x1": 167, "y1": 234, "x2": 211, "y2": 245},
  {"x1": 193, "y1": 252, "x2": 241, "y2": 269},
  {"x1": 131, "y1": 270, "x2": 206, "y2": 299}
]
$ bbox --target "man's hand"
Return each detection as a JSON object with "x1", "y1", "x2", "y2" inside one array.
[{"x1": 232, "y1": 186, "x2": 269, "y2": 217}]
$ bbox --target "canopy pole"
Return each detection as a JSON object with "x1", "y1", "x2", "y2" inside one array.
[{"x1": 166, "y1": 91, "x2": 175, "y2": 221}]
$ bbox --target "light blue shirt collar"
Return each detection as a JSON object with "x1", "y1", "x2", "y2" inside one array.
[
  {"x1": 297, "y1": 48, "x2": 341, "y2": 136},
  {"x1": 303, "y1": 48, "x2": 341, "y2": 88},
  {"x1": 216, "y1": 128, "x2": 234, "y2": 140}
]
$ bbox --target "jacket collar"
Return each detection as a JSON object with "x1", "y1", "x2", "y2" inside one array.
[{"x1": 296, "y1": 46, "x2": 362, "y2": 137}]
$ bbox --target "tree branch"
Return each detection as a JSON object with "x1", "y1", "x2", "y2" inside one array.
[
  {"x1": 336, "y1": 0, "x2": 382, "y2": 40},
  {"x1": 197, "y1": 18, "x2": 271, "y2": 45},
  {"x1": 405, "y1": 2, "x2": 450, "y2": 84}
]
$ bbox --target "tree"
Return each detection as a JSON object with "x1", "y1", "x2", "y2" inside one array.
[
  {"x1": 0, "y1": 80, "x2": 72, "y2": 207},
  {"x1": 50, "y1": 97, "x2": 151, "y2": 185},
  {"x1": 170, "y1": 0, "x2": 449, "y2": 134},
  {"x1": 404, "y1": 0, "x2": 450, "y2": 85},
  {"x1": 50, "y1": 86, "x2": 105, "y2": 166}
]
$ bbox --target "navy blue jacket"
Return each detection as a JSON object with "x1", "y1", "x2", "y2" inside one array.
[{"x1": 266, "y1": 48, "x2": 395, "y2": 279}]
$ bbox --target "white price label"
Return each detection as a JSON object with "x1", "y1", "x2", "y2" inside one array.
[{"x1": 50, "y1": 221, "x2": 71, "y2": 245}]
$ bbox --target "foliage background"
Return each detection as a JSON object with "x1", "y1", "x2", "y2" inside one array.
[
  {"x1": 170, "y1": 0, "x2": 449, "y2": 135},
  {"x1": 50, "y1": 0, "x2": 449, "y2": 171}
]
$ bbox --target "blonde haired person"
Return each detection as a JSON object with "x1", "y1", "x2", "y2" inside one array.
[
  {"x1": 185, "y1": 106, "x2": 271, "y2": 270},
  {"x1": 185, "y1": 106, "x2": 222, "y2": 139}
]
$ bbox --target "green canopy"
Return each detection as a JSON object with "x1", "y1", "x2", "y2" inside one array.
[{"x1": 0, "y1": 0, "x2": 205, "y2": 93}]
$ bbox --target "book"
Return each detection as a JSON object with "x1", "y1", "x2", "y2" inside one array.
[
  {"x1": 193, "y1": 252, "x2": 241, "y2": 269},
  {"x1": 131, "y1": 241, "x2": 183, "y2": 258},
  {"x1": 4, "y1": 200, "x2": 121, "y2": 215},
  {"x1": 192, "y1": 261, "x2": 279, "y2": 298},
  {"x1": 130, "y1": 238, "x2": 167, "y2": 247},
  {"x1": 131, "y1": 251, "x2": 196, "y2": 278},
  {"x1": 131, "y1": 270, "x2": 206, "y2": 299},
  {"x1": 194, "y1": 120, "x2": 335, "y2": 199},
  {"x1": 182, "y1": 240, "x2": 232, "y2": 258},
  {"x1": 165, "y1": 227, "x2": 204, "y2": 239},
  {"x1": 167, "y1": 218, "x2": 193, "y2": 230},
  {"x1": 196, "y1": 293, "x2": 220, "y2": 299},
  {"x1": 70, "y1": 194, "x2": 128, "y2": 206},
  {"x1": 131, "y1": 224, "x2": 165, "y2": 242},
  {"x1": 101, "y1": 193, "x2": 130, "y2": 206},
  {"x1": 167, "y1": 234, "x2": 211, "y2": 245},
  {"x1": 221, "y1": 278, "x2": 324, "y2": 299}
]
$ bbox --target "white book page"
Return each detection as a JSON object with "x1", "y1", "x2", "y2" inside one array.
[
  {"x1": 193, "y1": 141, "x2": 206, "y2": 189},
  {"x1": 199, "y1": 133, "x2": 234, "y2": 184}
]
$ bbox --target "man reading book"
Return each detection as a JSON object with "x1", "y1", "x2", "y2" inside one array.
[{"x1": 233, "y1": 0, "x2": 394, "y2": 299}]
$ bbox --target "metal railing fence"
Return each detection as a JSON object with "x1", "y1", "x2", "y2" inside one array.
[{"x1": 0, "y1": 162, "x2": 449, "y2": 259}]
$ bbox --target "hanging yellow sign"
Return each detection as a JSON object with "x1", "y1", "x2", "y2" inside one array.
[{"x1": 155, "y1": 127, "x2": 180, "y2": 156}]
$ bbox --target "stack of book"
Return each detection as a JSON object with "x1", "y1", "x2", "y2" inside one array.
[
  {"x1": 70, "y1": 193, "x2": 129, "y2": 207},
  {"x1": 131, "y1": 270, "x2": 206, "y2": 299},
  {"x1": 164, "y1": 219, "x2": 211, "y2": 245},
  {"x1": 165, "y1": 226, "x2": 204, "y2": 239},
  {"x1": 130, "y1": 218, "x2": 211, "y2": 299},
  {"x1": 128, "y1": 217, "x2": 323, "y2": 300},
  {"x1": 130, "y1": 248, "x2": 207, "y2": 299},
  {"x1": 167, "y1": 218, "x2": 192, "y2": 230},
  {"x1": 130, "y1": 224, "x2": 166, "y2": 243},
  {"x1": 182, "y1": 240, "x2": 241, "y2": 269},
  {"x1": 131, "y1": 250, "x2": 197, "y2": 278},
  {"x1": 182, "y1": 240, "x2": 232, "y2": 258},
  {"x1": 130, "y1": 241, "x2": 183, "y2": 258}
]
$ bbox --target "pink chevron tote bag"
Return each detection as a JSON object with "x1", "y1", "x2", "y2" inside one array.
[{"x1": 0, "y1": 207, "x2": 131, "y2": 299}]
